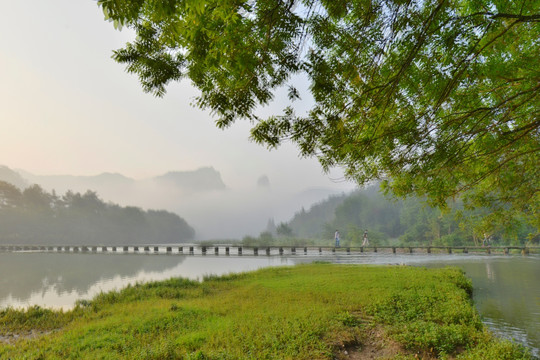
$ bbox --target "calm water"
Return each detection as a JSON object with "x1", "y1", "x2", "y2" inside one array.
[{"x1": 0, "y1": 251, "x2": 538, "y2": 356}]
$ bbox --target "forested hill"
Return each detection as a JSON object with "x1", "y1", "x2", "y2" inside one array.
[
  {"x1": 0, "y1": 181, "x2": 195, "y2": 245},
  {"x1": 286, "y1": 185, "x2": 538, "y2": 247}
]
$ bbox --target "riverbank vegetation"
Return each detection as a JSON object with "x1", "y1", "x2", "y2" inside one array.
[
  {"x1": 0, "y1": 264, "x2": 532, "y2": 359},
  {"x1": 251, "y1": 184, "x2": 539, "y2": 248},
  {"x1": 0, "y1": 180, "x2": 195, "y2": 245}
]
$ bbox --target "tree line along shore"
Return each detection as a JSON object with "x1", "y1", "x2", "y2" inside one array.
[{"x1": 0, "y1": 180, "x2": 194, "y2": 245}]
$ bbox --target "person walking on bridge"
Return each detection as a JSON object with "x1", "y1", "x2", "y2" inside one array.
[
  {"x1": 334, "y1": 230, "x2": 340, "y2": 247},
  {"x1": 362, "y1": 229, "x2": 369, "y2": 246}
]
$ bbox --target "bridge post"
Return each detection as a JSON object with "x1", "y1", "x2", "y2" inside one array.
[
  {"x1": 48, "y1": 246, "x2": 54, "y2": 251},
  {"x1": 463, "y1": 247, "x2": 468, "y2": 254},
  {"x1": 304, "y1": 247, "x2": 307, "y2": 254},
  {"x1": 374, "y1": 247, "x2": 377, "y2": 253},
  {"x1": 346, "y1": 247, "x2": 350, "y2": 254},
  {"x1": 319, "y1": 247, "x2": 322, "y2": 254},
  {"x1": 522, "y1": 247, "x2": 529, "y2": 255},
  {"x1": 291, "y1": 247, "x2": 296, "y2": 254},
  {"x1": 166, "y1": 247, "x2": 172, "y2": 253},
  {"x1": 332, "y1": 247, "x2": 336, "y2": 253},
  {"x1": 123, "y1": 246, "x2": 129, "y2": 252},
  {"x1": 392, "y1": 247, "x2": 396, "y2": 254},
  {"x1": 409, "y1": 247, "x2": 413, "y2": 254},
  {"x1": 215, "y1": 246, "x2": 219, "y2": 255},
  {"x1": 112, "y1": 246, "x2": 117, "y2": 252},
  {"x1": 202, "y1": 246, "x2": 207, "y2": 255},
  {"x1": 73, "y1": 246, "x2": 79, "y2": 253},
  {"x1": 92, "y1": 246, "x2": 98, "y2": 252},
  {"x1": 486, "y1": 247, "x2": 491, "y2": 254},
  {"x1": 360, "y1": 247, "x2": 364, "y2": 253},
  {"x1": 427, "y1": 247, "x2": 431, "y2": 254},
  {"x1": 189, "y1": 246, "x2": 194, "y2": 255},
  {"x1": 238, "y1": 247, "x2": 242, "y2": 255},
  {"x1": 178, "y1": 246, "x2": 183, "y2": 253},
  {"x1": 225, "y1": 247, "x2": 229, "y2": 255},
  {"x1": 447, "y1": 247, "x2": 452, "y2": 254},
  {"x1": 504, "y1": 247, "x2": 509, "y2": 255},
  {"x1": 144, "y1": 246, "x2": 150, "y2": 252},
  {"x1": 279, "y1": 247, "x2": 284, "y2": 255},
  {"x1": 102, "y1": 246, "x2": 107, "y2": 252},
  {"x1": 254, "y1": 247, "x2": 258, "y2": 255},
  {"x1": 154, "y1": 246, "x2": 159, "y2": 253},
  {"x1": 266, "y1": 247, "x2": 271, "y2": 256}
]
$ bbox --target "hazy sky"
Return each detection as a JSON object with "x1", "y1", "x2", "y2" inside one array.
[{"x1": 0, "y1": 1, "x2": 355, "y2": 194}]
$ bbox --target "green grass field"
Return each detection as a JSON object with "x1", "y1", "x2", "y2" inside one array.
[{"x1": 0, "y1": 264, "x2": 532, "y2": 359}]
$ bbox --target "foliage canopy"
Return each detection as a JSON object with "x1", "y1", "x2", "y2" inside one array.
[
  {"x1": 98, "y1": 0, "x2": 540, "y2": 231},
  {"x1": 287, "y1": 185, "x2": 538, "y2": 246}
]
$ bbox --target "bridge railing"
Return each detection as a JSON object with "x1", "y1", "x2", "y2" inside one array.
[{"x1": 0, "y1": 244, "x2": 538, "y2": 256}]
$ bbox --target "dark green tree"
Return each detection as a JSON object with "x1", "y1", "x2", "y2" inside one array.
[
  {"x1": 22, "y1": 185, "x2": 52, "y2": 212},
  {"x1": 276, "y1": 222, "x2": 294, "y2": 237},
  {"x1": 98, "y1": 0, "x2": 539, "y2": 232},
  {"x1": 288, "y1": 195, "x2": 347, "y2": 238},
  {"x1": 0, "y1": 181, "x2": 22, "y2": 209},
  {"x1": 0, "y1": 182, "x2": 195, "y2": 245}
]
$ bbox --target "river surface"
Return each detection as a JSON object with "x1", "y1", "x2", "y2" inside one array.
[{"x1": 0, "y1": 251, "x2": 538, "y2": 356}]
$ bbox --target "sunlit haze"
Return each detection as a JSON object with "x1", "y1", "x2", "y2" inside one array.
[{"x1": 0, "y1": 1, "x2": 356, "y2": 238}]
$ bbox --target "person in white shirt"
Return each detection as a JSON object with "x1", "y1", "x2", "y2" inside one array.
[{"x1": 362, "y1": 229, "x2": 369, "y2": 246}]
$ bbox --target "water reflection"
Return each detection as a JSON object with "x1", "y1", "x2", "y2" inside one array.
[
  {"x1": 0, "y1": 253, "x2": 185, "y2": 302},
  {"x1": 0, "y1": 252, "x2": 294, "y2": 310},
  {"x1": 438, "y1": 257, "x2": 540, "y2": 358},
  {"x1": 485, "y1": 261, "x2": 496, "y2": 282}
]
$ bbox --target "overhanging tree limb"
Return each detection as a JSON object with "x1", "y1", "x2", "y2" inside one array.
[{"x1": 98, "y1": 0, "x2": 540, "y2": 232}]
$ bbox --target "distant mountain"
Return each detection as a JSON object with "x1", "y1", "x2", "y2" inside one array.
[
  {"x1": 18, "y1": 170, "x2": 135, "y2": 195},
  {"x1": 257, "y1": 175, "x2": 270, "y2": 189},
  {"x1": 154, "y1": 167, "x2": 226, "y2": 192},
  {"x1": 0, "y1": 166, "x2": 27, "y2": 189},
  {"x1": 11, "y1": 166, "x2": 226, "y2": 198},
  {"x1": 0, "y1": 165, "x2": 357, "y2": 240}
]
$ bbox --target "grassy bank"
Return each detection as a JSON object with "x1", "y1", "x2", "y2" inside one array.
[{"x1": 0, "y1": 264, "x2": 532, "y2": 359}]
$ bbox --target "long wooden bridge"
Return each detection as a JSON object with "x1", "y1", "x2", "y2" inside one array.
[{"x1": 0, "y1": 244, "x2": 537, "y2": 256}]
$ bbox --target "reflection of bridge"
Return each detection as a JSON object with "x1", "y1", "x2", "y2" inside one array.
[{"x1": 0, "y1": 244, "x2": 537, "y2": 256}]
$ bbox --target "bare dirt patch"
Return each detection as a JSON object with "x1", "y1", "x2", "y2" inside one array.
[{"x1": 333, "y1": 326, "x2": 439, "y2": 360}]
